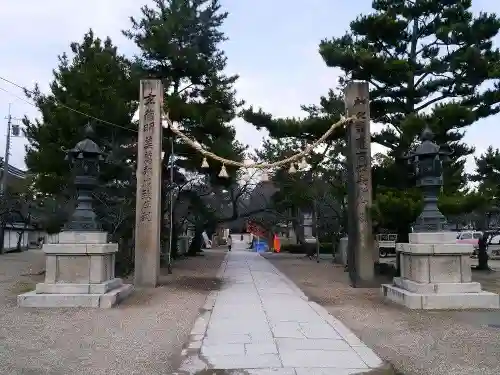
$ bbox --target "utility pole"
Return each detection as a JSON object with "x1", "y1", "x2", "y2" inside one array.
[
  {"x1": 0, "y1": 104, "x2": 24, "y2": 254},
  {"x1": 0, "y1": 104, "x2": 12, "y2": 254},
  {"x1": 1, "y1": 104, "x2": 23, "y2": 195},
  {"x1": 1, "y1": 103, "x2": 12, "y2": 195}
]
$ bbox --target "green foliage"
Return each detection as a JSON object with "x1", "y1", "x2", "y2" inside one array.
[
  {"x1": 438, "y1": 191, "x2": 485, "y2": 218},
  {"x1": 470, "y1": 146, "x2": 500, "y2": 201},
  {"x1": 255, "y1": 134, "x2": 348, "y2": 240},
  {"x1": 24, "y1": 29, "x2": 137, "y2": 196},
  {"x1": 280, "y1": 242, "x2": 333, "y2": 255},
  {"x1": 371, "y1": 188, "x2": 423, "y2": 233},
  {"x1": 122, "y1": 0, "x2": 255, "y2": 254},
  {"x1": 22, "y1": 30, "x2": 138, "y2": 269},
  {"x1": 123, "y1": 0, "x2": 245, "y2": 182},
  {"x1": 319, "y1": 0, "x2": 500, "y2": 192}
]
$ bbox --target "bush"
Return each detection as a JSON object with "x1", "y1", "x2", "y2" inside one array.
[{"x1": 281, "y1": 242, "x2": 333, "y2": 254}]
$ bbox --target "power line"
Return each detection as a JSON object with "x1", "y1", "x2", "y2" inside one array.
[{"x1": 0, "y1": 75, "x2": 138, "y2": 134}]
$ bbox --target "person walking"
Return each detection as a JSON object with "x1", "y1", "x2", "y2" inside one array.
[{"x1": 227, "y1": 234, "x2": 232, "y2": 251}]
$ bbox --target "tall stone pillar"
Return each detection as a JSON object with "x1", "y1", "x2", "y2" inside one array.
[
  {"x1": 345, "y1": 81, "x2": 375, "y2": 286},
  {"x1": 134, "y1": 80, "x2": 163, "y2": 287}
]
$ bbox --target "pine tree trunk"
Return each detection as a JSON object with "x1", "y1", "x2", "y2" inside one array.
[
  {"x1": 187, "y1": 226, "x2": 203, "y2": 256},
  {"x1": 476, "y1": 241, "x2": 490, "y2": 270},
  {"x1": 477, "y1": 247, "x2": 490, "y2": 270}
]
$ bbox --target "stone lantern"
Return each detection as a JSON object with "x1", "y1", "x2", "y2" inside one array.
[
  {"x1": 405, "y1": 127, "x2": 451, "y2": 232},
  {"x1": 63, "y1": 123, "x2": 104, "y2": 231},
  {"x1": 382, "y1": 127, "x2": 499, "y2": 310},
  {"x1": 18, "y1": 124, "x2": 132, "y2": 308}
]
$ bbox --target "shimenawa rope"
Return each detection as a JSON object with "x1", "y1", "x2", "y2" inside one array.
[{"x1": 163, "y1": 114, "x2": 359, "y2": 172}]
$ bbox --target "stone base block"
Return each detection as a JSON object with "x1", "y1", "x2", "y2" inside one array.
[
  {"x1": 17, "y1": 283, "x2": 133, "y2": 308},
  {"x1": 393, "y1": 277, "x2": 482, "y2": 294},
  {"x1": 409, "y1": 232, "x2": 458, "y2": 244},
  {"x1": 382, "y1": 284, "x2": 499, "y2": 310},
  {"x1": 35, "y1": 278, "x2": 123, "y2": 294},
  {"x1": 58, "y1": 231, "x2": 108, "y2": 244}
]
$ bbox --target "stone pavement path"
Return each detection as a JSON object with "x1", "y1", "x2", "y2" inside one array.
[{"x1": 176, "y1": 247, "x2": 385, "y2": 374}]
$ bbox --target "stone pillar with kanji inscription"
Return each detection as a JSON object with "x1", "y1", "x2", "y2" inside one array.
[
  {"x1": 135, "y1": 79, "x2": 163, "y2": 287},
  {"x1": 345, "y1": 81, "x2": 375, "y2": 287}
]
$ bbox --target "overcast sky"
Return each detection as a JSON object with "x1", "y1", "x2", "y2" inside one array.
[{"x1": 0, "y1": 0, "x2": 498, "y2": 173}]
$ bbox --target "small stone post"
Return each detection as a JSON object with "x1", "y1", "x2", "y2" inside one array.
[
  {"x1": 134, "y1": 79, "x2": 163, "y2": 287},
  {"x1": 344, "y1": 81, "x2": 375, "y2": 286}
]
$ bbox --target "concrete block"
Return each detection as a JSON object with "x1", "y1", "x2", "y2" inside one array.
[
  {"x1": 398, "y1": 243, "x2": 472, "y2": 255},
  {"x1": 421, "y1": 292, "x2": 500, "y2": 309},
  {"x1": 18, "y1": 283, "x2": 133, "y2": 308},
  {"x1": 43, "y1": 243, "x2": 87, "y2": 254},
  {"x1": 382, "y1": 284, "x2": 423, "y2": 309},
  {"x1": 89, "y1": 278, "x2": 123, "y2": 294},
  {"x1": 394, "y1": 278, "x2": 482, "y2": 294},
  {"x1": 86, "y1": 243, "x2": 118, "y2": 254},
  {"x1": 34, "y1": 279, "x2": 123, "y2": 295},
  {"x1": 35, "y1": 282, "x2": 90, "y2": 294},
  {"x1": 433, "y1": 243, "x2": 473, "y2": 254},
  {"x1": 45, "y1": 255, "x2": 58, "y2": 283},
  {"x1": 17, "y1": 291, "x2": 101, "y2": 308},
  {"x1": 461, "y1": 255, "x2": 473, "y2": 282},
  {"x1": 58, "y1": 231, "x2": 108, "y2": 244},
  {"x1": 409, "y1": 232, "x2": 458, "y2": 244},
  {"x1": 56, "y1": 255, "x2": 90, "y2": 283},
  {"x1": 383, "y1": 284, "x2": 499, "y2": 309},
  {"x1": 403, "y1": 254, "x2": 430, "y2": 283},
  {"x1": 434, "y1": 282, "x2": 482, "y2": 294},
  {"x1": 429, "y1": 256, "x2": 462, "y2": 283},
  {"x1": 89, "y1": 255, "x2": 106, "y2": 283},
  {"x1": 98, "y1": 284, "x2": 133, "y2": 308},
  {"x1": 394, "y1": 277, "x2": 434, "y2": 294}
]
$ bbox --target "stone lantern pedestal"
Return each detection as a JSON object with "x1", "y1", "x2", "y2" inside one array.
[
  {"x1": 382, "y1": 232, "x2": 499, "y2": 309},
  {"x1": 17, "y1": 231, "x2": 133, "y2": 308}
]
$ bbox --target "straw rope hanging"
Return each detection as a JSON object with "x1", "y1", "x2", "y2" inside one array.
[{"x1": 163, "y1": 113, "x2": 360, "y2": 177}]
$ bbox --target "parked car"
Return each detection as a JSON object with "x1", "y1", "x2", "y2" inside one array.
[
  {"x1": 456, "y1": 231, "x2": 482, "y2": 251},
  {"x1": 483, "y1": 232, "x2": 500, "y2": 257},
  {"x1": 376, "y1": 233, "x2": 398, "y2": 257}
]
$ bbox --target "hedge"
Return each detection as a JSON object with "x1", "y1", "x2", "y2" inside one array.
[{"x1": 280, "y1": 242, "x2": 334, "y2": 254}]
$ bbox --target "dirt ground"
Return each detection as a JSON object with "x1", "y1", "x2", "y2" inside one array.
[
  {"x1": 0, "y1": 249, "x2": 226, "y2": 375},
  {"x1": 263, "y1": 253, "x2": 500, "y2": 375}
]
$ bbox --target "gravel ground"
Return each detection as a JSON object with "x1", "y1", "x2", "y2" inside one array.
[
  {"x1": 263, "y1": 253, "x2": 500, "y2": 375},
  {"x1": 0, "y1": 249, "x2": 227, "y2": 375}
]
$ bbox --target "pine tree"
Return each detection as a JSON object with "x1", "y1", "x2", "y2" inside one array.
[
  {"x1": 471, "y1": 146, "x2": 500, "y2": 198},
  {"x1": 123, "y1": 0, "x2": 245, "y2": 254},
  {"x1": 123, "y1": 0, "x2": 244, "y2": 175},
  {"x1": 469, "y1": 146, "x2": 500, "y2": 227},
  {"x1": 24, "y1": 30, "x2": 137, "y2": 196},
  {"x1": 23, "y1": 30, "x2": 138, "y2": 249},
  {"x1": 244, "y1": 0, "x2": 500, "y2": 237},
  {"x1": 318, "y1": 0, "x2": 500, "y2": 192}
]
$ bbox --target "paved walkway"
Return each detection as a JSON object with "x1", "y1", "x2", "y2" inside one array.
[{"x1": 177, "y1": 247, "x2": 385, "y2": 374}]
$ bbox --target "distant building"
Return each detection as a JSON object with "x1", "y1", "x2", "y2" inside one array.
[
  {"x1": 0, "y1": 160, "x2": 34, "y2": 253},
  {"x1": 0, "y1": 158, "x2": 27, "y2": 189}
]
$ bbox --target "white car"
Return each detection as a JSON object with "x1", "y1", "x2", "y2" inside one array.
[{"x1": 456, "y1": 231, "x2": 482, "y2": 249}]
